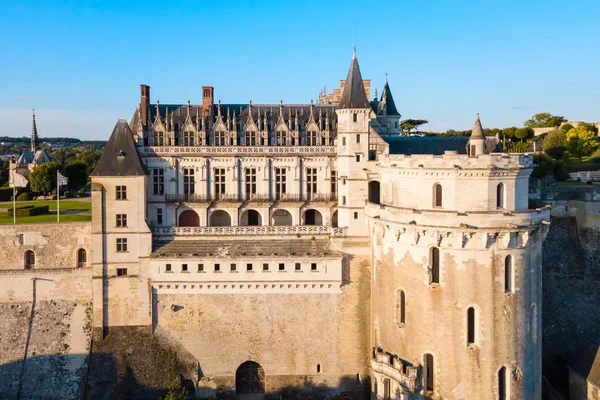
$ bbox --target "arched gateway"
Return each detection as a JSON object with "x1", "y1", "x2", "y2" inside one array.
[{"x1": 236, "y1": 361, "x2": 265, "y2": 398}]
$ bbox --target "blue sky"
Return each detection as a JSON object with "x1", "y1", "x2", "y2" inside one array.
[{"x1": 0, "y1": 0, "x2": 599, "y2": 140}]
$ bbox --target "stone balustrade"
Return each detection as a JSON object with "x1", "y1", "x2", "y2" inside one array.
[
  {"x1": 152, "y1": 225, "x2": 347, "y2": 237},
  {"x1": 141, "y1": 145, "x2": 336, "y2": 156}
]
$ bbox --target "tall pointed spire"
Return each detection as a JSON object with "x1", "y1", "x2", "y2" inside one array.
[
  {"x1": 31, "y1": 109, "x2": 39, "y2": 152},
  {"x1": 379, "y1": 81, "x2": 400, "y2": 116},
  {"x1": 471, "y1": 113, "x2": 485, "y2": 139},
  {"x1": 338, "y1": 51, "x2": 370, "y2": 109}
]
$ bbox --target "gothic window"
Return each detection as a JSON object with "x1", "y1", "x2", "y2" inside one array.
[
  {"x1": 25, "y1": 250, "x2": 35, "y2": 269},
  {"x1": 307, "y1": 131, "x2": 318, "y2": 146},
  {"x1": 153, "y1": 168, "x2": 164, "y2": 195},
  {"x1": 246, "y1": 130, "x2": 257, "y2": 146},
  {"x1": 153, "y1": 130, "x2": 165, "y2": 146},
  {"x1": 306, "y1": 168, "x2": 317, "y2": 200},
  {"x1": 245, "y1": 168, "x2": 257, "y2": 200},
  {"x1": 275, "y1": 168, "x2": 286, "y2": 200},
  {"x1": 424, "y1": 354, "x2": 434, "y2": 392},
  {"x1": 504, "y1": 255, "x2": 513, "y2": 293},
  {"x1": 276, "y1": 131, "x2": 287, "y2": 146},
  {"x1": 116, "y1": 186, "x2": 127, "y2": 200},
  {"x1": 214, "y1": 168, "x2": 225, "y2": 200},
  {"x1": 214, "y1": 131, "x2": 226, "y2": 146},
  {"x1": 183, "y1": 168, "x2": 195, "y2": 196},
  {"x1": 430, "y1": 247, "x2": 440, "y2": 284},
  {"x1": 467, "y1": 307, "x2": 476, "y2": 345},
  {"x1": 76, "y1": 248, "x2": 87, "y2": 268},
  {"x1": 497, "y1": 183, "x2": 505, "y2": 209},
  {"x1": 183, "y1": 131, "x2": 194, "y2": 146},
  {"x1": 433, "y1": 183, "x2": 442, "y2": 207},
  {"x1": 498, "y1": 366, "x2": 507, "y2": 400}
]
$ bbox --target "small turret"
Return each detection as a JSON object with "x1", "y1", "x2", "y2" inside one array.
[{"x1": 468, "y1": 113, "x2": 487, "y2": 156}]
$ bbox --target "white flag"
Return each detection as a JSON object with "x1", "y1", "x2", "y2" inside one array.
[
  {"x1": 57, "y1": 171, "x2": 68, "y2": 186},
  {"x1": 12, "y1": 172, "x2": 28, "y2": 188}
]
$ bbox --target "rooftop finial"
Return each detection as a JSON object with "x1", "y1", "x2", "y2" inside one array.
[{"x1": 353, "y1": 22, "x2": 357, "y2": 57}]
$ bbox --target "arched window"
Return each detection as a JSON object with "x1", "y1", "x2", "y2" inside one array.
[
  {"x1": 368, "y1": 181, "x2": 381, "y2": 204},
  {"x1": 467, "y1": 307, "x2": 476, "y2": 345},
  {"x1": 430, "y1": 247, "x2": 440, "y2": 284},
  {"x1": 497, "y1": 183, "x2": 505, "y2": 209},
  {"x1": 498, "y1": 366, "x2": 507, "y2": 400},
  {"x1": 397, "y1": 290, "x2": 406, "y2": 325},
  {"x1": 424, "y1": 354, "x2": 434, "y2": 392},
  {"x1": 77, "y1": 248, "x2": 87, "y2": 268},
  {"x1": 504, "y1": 255, "x2": 513, "y2": 293},
  {"x1": 433, "y1": 184, "x2": 443, "y2": 207},
  {"x1": 25, "y1": 250, "x2": 35, "y2": 269}
]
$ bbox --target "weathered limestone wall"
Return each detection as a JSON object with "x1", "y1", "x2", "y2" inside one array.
[
  {"x1": 0, "y1": 222, "x2": 92, "y2": 270},
  {"x1": 154, "y1": 238, "x2": 371, "y2": 397},
  {"x1": 0, "y1": 222, "x2": 94, "y2": 399},
  {"x1": 540, "y1": 198, "x2": 600, "y2": 396},
  {"x1": 371, "y1": 226, "x2": 545, "y2": 400}
]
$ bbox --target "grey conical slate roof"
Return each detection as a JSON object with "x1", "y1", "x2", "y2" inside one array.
[
  {"x1": 338, "y1": 52, "x2": 370, "y2": 109},
  {"x1": 380, "y1": 81, "x2": 400, "y2": 116},
  {"x1": 91, "y1": 120, "x2": 148, "y2": 177},
  {"x1": 471, "y1": 113, "x2": 485, "y2": 139}
]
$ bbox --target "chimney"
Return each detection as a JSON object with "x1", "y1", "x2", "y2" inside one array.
[
  {"x1": 140, "y1": 84, "x2": 150, "y2": 128},
  {"x1": 202, "y1": 86, "x2": 214, "y2": 117}
]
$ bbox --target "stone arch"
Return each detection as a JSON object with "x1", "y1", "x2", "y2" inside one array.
[
  {"x1": 178, "y1": 210, "x2": 200, "y2": 227},
  {"x1": 331, "y1": 210, "x2": 338, "y2": 227},
  {"x1": 302, "y1": 209, "x2": 322, "y2": 226},
  {"x1": 209, "y1": 210, "x2": 232, "y2": 227},
  {"x1": 240, "y1": 209, "x2": 262, "y2": 226},
  {"x1": 236, "y1": 361, "x2": 265, "y2": 394},
  {"x1": 271, "y1": 209, "x2": 293, "y2": 226},
  {"x1": 368, "y1": 180, "x2": 381, "y2": 204}
]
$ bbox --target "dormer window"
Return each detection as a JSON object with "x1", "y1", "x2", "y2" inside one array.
[
  {"x1": 307, "y1": 131, "x2": 318, "y2": 146},
  {"x1": 276, "y1": 131, "x2": 286, "y2": 146},
  {"x1": 183, "y1": 131, "x2": 194, "y2": 146},
  {"x1": 214, "y1": 131, "x2": 226, "y2": 146}
]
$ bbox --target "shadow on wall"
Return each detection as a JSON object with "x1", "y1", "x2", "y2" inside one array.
[{"x1": 0, "y1": 354, "x2": 90, "y2": 400}]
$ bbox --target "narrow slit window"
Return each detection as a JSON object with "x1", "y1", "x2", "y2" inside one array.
[
  {"x1": 430, "y1": 247, "x2": 440, "y2": 284},
  {"x1": 467, "y1": 307, "x2": 476, "y2": 345},
  {"x1": 504, "y1": 255, "x2": 513, "y2": 293}
]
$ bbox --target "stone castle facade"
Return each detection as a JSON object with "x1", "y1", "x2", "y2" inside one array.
[{"x1": 1, "y1": 52, "x2": 550, "y2": 399}]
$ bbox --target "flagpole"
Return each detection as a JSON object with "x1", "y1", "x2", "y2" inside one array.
[
  {"x1": 57, "y1": 170, "x2": 60, "y2": 223},
  {"x1": 13, "y1": 170, "x2": 16, "y2": 225}
]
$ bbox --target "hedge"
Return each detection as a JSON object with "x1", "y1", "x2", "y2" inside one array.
[
  {"x1": 0, "y1": 187, "x2": 18, "y2": 202},
  {"x1": 5, "y1": 205, "x2": 49, "y2": 217},
  {"x1": 17, "y1": 192, "x2": 35, "y2": 201}
]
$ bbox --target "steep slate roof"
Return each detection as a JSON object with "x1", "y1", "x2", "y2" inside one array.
[
  {"x1": 338, "y1": 53, "x2": 370, "y2": 109},
  {"x1": 384, "y1": 136, "x2": 469, "y2": 155},
  {"x1": 471, "y1": 113, "x2": 485, "y2": 139},
  {"x1": 378, "y1": 81, "x2": 400, "y2": 116},
  {"x1": 569, "y1": 337, "x2": 600, "y2": 387},
  {"x1": 152, "y1": 239, "x2": 340, "y2": 258},
  {"x1": 91, "y1": 120, "x2": 147, "y2": 177}
]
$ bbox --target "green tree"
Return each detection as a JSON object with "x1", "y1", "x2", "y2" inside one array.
[
  {"x1": 566, "y1": 125, "x2": 599, "y2": 157},
  {"x1": 502, "y1": 127, "x2": 518, "y2": 139},
  {"x1": 524, "y1": 112, "x2": 566, "y2": 128},
  {"x1": 578, "y1": 122, "x2": 599, "y2": 135},
  {"x1": 542, "y1": 129, "x2": 568, "y2": 159},
  {"x1": 29, "y1": 162, "x2": 60, "y2": 195},
  {"x1": 515, "y1": 127, "x2": 533, "y2": 141},
  {"x1": 399, "y1": 119, "x2": 428, "y2": 135},
  {"x1": 64, "y1": 160, "x2": 88, "y2": 193},
  {"x1": 560, "y1": 123, "x2": 574, "y2": 133},
  {"x1": 532, "y1": 154, "x2": 556, "y2": 180}
]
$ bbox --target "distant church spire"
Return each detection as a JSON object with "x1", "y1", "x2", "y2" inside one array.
[{"x1": 31, "y1": 109, "x2": 39, "y2": 152}]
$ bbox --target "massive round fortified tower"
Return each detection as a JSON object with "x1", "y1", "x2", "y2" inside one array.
[{"x1": 365, "y1": 119, "x2": 550, "y2": 399}]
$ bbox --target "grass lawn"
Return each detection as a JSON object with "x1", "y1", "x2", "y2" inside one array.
[
  {"x1": 555, "y1": 181, "x2": 596, "y2": 187},
  {"x1": 7, "y1": 200, "x2": 91, "y2": 211},
  {"x1": 0, "y1": 212, "x2": 91, "y2": 224}
]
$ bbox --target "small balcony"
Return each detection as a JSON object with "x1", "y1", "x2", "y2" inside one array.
[{"x1": 164, "y1": 193, "x2": 338, "y2": 204}]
